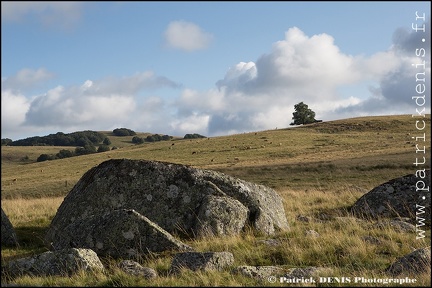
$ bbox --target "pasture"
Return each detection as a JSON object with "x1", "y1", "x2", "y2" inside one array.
[{"x1": 1, "y1": 114, "x2": 431, "y2": 286}]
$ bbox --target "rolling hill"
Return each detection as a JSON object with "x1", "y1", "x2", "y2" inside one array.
[{"x1": 1, "y1": 114, "x2": 430, "y2": 199}]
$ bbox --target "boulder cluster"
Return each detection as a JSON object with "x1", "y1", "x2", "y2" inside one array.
[{"x1": 2, "y1": 160, "x2": 430, "y2": 281}]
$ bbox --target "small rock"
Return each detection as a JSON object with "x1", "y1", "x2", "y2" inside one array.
[{"x1": 118, "y1": 260, "x2": 157, "y2": 279}]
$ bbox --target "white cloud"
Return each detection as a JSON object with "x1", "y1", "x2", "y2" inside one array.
[
  {"x1": 24, "y1": 85, "x2": 136, "y2": 126},
  {"x1": 180, "y1": 24, "x2": 430, "y2": 135},
  {"x1": 78, "y1": 72, "x2": 180, "y2": 95},
  {"x1": 1, "y1": 2, "x2": 83, "y2": 29},
  {"x1": 164, "y1": 20, "x2": 213, "y2": 51},
  {"x1": 177, "y1": 88, "x2": 226, "y2": 115},
  {"x1": 2, "y1": 68, "x2": 54, "y2": 91},
  {"x1": 170, "y1": 113, "x2": 210, "y2": 136},
  {"x1": 1, "y1": 90, "x2": 30, "y2": 137},
  {"x1": 1, "y1": 70, "x2": 181, "y2": 140},
  {"x1": 22, "y1": 71, "x2": 180, "y2": 127},
  {"x1": 216, "y1": 62, "x2": 257, "y2": 93},
  {"x1": 335, "y1": 18, "x2": 431, "y2": 117}
]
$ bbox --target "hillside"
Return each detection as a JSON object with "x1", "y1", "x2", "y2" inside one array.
[
  {"x1": 1, "y1": 114, "x2": 430, "y2": 199},
  {"x1": 1, "y1": 114, "x2": 431, "y2": 287}
]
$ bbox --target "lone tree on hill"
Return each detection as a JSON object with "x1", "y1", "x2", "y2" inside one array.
[{"x1": 290, "y1": 102, "x2": 316, "y2": 125}]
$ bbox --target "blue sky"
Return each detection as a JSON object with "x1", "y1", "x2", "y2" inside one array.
[{"x1": 1, "y1": 1, "x2": 430, "y2": 140}]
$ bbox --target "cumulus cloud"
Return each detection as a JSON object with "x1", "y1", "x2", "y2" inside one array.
[
  {"x1": 216, "y1": 62, "x2": 257, "y2": 93},
  {"x1": 196, "y1": 28, "x2": 368, "y2": 134},
  {"x1": 164, "y1": 20, "x2": 213, "y2": 51},
  {"x1": 1, "y1": 1, "x2": 83, "y2": 29},
  {"x1": 334, "y1": 18, "x2": 431, "y2": 117},
  {"x1": 1, "y1": 70, "x2": 181, "y2": 140},
  {"x1": 23, "y1": 72, "x2": 180, "y2": 127},
  {"x1": 2, "y1": 68, "x2": 54, "y2": 91},
  {"x1": 24, "y1": 84, "x2": 136, "y2": 127},
  {"x1": 391, "y1": 17, "x2": 431, "y2": 56},
  {"x1": 178, "y1": 23, "x2": 430, "y2": 135},
  {"x1": 1, "y1": 90, "x2": 30, "y2": 137}
]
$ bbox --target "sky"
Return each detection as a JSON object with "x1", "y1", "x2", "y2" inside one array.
[{"x1": 1, "y1": 1, "x2": 431, "y2": 141}]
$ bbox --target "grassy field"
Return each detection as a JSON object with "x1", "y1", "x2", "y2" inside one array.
[{"x1": 1, "y1": 114, "x2": 431, "y2": 286}]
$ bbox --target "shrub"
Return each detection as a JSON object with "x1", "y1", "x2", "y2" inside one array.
[
  {"x1": 97, "y1": 145, "x2": 111, "y2": 152},
  {"x1": 37, "y1": 154, "x2": 55, "y2": 162},
  {"x1": 184, "y1": 133, "x2": 206, "y2": 139},
  {"x1": 56, "y1": 149, "x2": 74, "y2": 159},
  {"x1": 132, "y1": 136, "x2": 145, "y2": 144},
  {"x1": 113, "y1": 128, "x2": 136, "y2": 136}
]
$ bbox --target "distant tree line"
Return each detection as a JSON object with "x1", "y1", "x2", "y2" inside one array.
[
  {"x1": 36, "y1": 144, "x2": 113, "y2": 162},
  {"x1": 2, "y1": 128, "x2": 209, "y2": 163},
  {"x1": 4, "y1": 131, "x2": 106, "y2": 147},
  {"x1": 132, "y1": 134, "x2": 173, "y2": 144},
  {"x1": 1, "y1": 138, "x2": 13, "y2": 146}
]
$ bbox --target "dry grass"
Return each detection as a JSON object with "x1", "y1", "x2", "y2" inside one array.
[
  {"x1": 1, "y1": 114, "x2": 431, "y2": 286},
  {"x1": 2, "y1": 187, "x2": 430, "y2": 286}
]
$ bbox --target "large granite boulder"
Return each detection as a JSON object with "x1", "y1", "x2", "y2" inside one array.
[
  {"x1": 49, "y1": 209, "x2": 193, "y2": 258},
  {"x1": 351, "y1": 170, "x2": 430, "y2": 224},
  {"x1": 45, "y1": 159, "x2": 289, "y2": 253},
  {"x1": 1, "y1": 208, "x2": 18, "y2": 247}
]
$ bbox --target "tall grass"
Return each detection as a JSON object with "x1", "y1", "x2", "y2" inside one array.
[{"x1": 1, "y1": 187, "x2": 430, "y2": 286}]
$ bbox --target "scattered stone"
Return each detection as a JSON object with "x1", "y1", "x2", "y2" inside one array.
[
  {"x1": 118, "y1": 260, "x2": 157, "y2": 279},
  {"x1": 386, "y1": 247, "x2": 431, "y2": 276},
  {"x1": 256, "y1": 239, "x2": 281, "y2": 247},
  {"x1": 235, "y1": 265, "x2": 285, "y2": 280},
  {"x1": 305, "y1": 230, "x2": 320, "y2": 238},
  {"x1": 375, "y1": 220, "x2": 416, "y2": 233},
  {"x1": 284, "y1": 266, "x2": 324, "y2": 279},
  {"x1": 4, "y1": 248, "x2": 104, "y2": 278},
  {"x1": 351, "y1": 170, "x2": 430, "y2": 225},
  {"x1": 170, "y1": 251, "x2": 234, "y2": 273},
  {"x1": 296, "y1": 215, "x2": 310, "y2": 222},
  {"x1": 1, "y1": 208, "x2": 18, "y2": 247}
]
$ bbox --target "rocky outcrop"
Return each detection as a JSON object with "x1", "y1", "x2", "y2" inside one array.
[
  {"x1": 49, "y1": 209, "x2": 193, "y2": 258},
  {"x1": 4, "y1": 248, "x2": 104, "y2": 278},
  {"x1": 1, "y1": 208, "x2": 18, "y2": 247},
  {"x1": 235, "y1": 265, "x2": 285, "y2": 280},
  {"x1": 170, "y1": 251, "x2": 234, "y2": 273},
  {"x1": 117, "y1": 260, "x2": 157, "y2": 279},
  {"x1": 45, "y1": 159, "x2": 289, "y2": 254},
  {"x1": 386, "y1": 247, "x2": 431, "y2": 276},
  {"x1": 374, "y1": 219, "x2": 416, "y2": 233},
  {"x1": 351, "y1": 170, "x2": 430, "y2": 224}
]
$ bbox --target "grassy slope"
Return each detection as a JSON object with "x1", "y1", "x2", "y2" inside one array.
[
  {"x1": 2, "y1": 114, "x2": 430, "y2": 199},
  {"x1": 1, "y1": 114, "x2": 431, "y2": 286}
]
